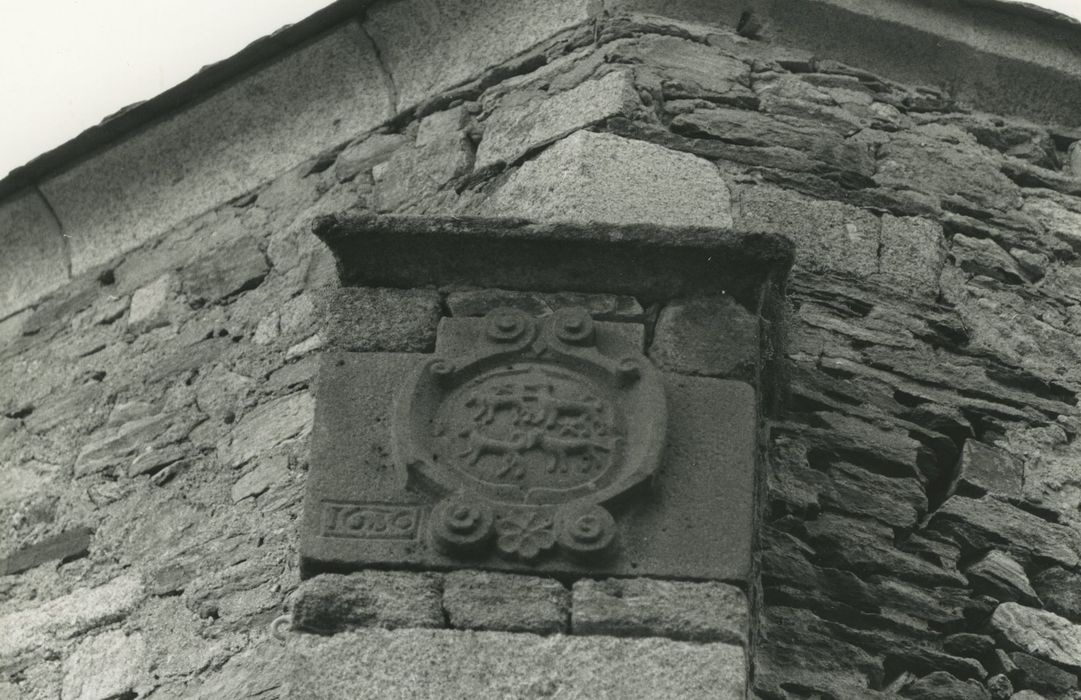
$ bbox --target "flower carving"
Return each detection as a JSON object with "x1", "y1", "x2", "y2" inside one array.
[{"x1": 495, "y1": 510, "x2": 556, "y2": 560}]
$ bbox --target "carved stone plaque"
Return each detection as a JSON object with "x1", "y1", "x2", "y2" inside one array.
[
  {"x1": 301, "y1": 308, "x2": 757, "y2": 581},
  {"x1": 394, "y1": 307, "x2": 665, "y2": 563}
]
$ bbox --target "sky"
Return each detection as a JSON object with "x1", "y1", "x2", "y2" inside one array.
[{"x1": 0, "y1": 0, "x2": 1080, "y2": 180}]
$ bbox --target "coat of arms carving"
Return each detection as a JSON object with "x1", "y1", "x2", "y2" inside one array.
[{"x1": 392, "y1": 307, "x2": 667, "y2": 563}]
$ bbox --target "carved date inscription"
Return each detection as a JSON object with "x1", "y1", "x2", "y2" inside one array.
[{"x1": 321, "y1": 502, "x2": 421, "y2": 541}]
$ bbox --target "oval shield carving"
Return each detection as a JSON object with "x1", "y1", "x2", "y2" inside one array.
[{"x1": 392, "y1": 307, "x2": 666, "y2": 562}]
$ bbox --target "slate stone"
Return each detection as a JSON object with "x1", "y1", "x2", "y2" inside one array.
[
  {"x1": 1032, "y1": 567, "x2": 1081, "y2": 624},
  {"x1": 755, "y1": 606, "x2": 884, "y2": 696},
  {"x1": 315, "y1": 287, "x2": 441, "y2": 353},
  {"x1": 991, "y1": 603, "x2": 1081, "y2": 671},
  {"x1": 649, "y1": 296, "x2": 760, "y2": 379},
  {"x1": 1010, "y1": 652, "x2": 1079, "y2": 695},
  {"x1": 442, "y1": 570, "x2": 568, "y2": 634},
  {"x1": 823, "y1": 462, "x2": 927, "y2": 529},
  {"x1": 608, "y1": 35, "x2": 753, "y2": 103},
  {"x1": 943, "y1": 634, "x2": 996, "y2": 661},
  {"x1": 967, "y1": 550, "x2": 1042, "y2": 606},
  {"x1": 285, "y1": 628, "x2": 746, "y2": 700},
  {"x1": 931, "y1": 496, "x2": 1081, "y2": 569},
  {"x1": 74, "y1": 413, "x2": 174, "y2": 478},
  {"x1": 1, "y1": 527, "x2": 93, "y2": 575},
  {"x1": 951, "y1": 234, "x2": 1026, "y2": 284},
  {"x1": 901, "y1": 672, "x2": 989, "y2": 700},
  {"x1": 485, "y1": 130, "x2": 734, "y2": 228},
  {"x1": 180, "y1": 236, "x2": 268, "y2": 306},
  {"x1": 290, "y1": 571, "x2": 443, "y2": 634},
  {"x1": 571, "y1": 578, "x2": 747, "y2": 644},
  {"x1": 127, "y1": 274, "x2": 174, "y2": 329},
  {"x1": 476, "y1": 70, "x2": 638, "y2": 169},
  {"x1": 231, "y1": 456, "x2": 290, "y2": 503},
  {"x1": 954, "y1": 439, "x2": 1024, "y2": 498},
  {"x1": 217, "y1": 392, "x2": 313, "y2": 468},
  {"x1": 805, "y1": 512, "x2": 965, "y2": 586},
  {"x1": 128, "y1": 444, "x2": 185, "y2": 478},
  {"x1": 334, "y1": 133, "x2": 408, "y2": 183}
]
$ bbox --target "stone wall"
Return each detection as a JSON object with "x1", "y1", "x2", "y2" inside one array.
[{"x1": 2, "y1": 1, "x2": 1081, "y2": 698}]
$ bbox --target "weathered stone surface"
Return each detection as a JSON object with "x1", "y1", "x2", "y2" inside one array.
[
  {"x1": 290, "y1": 571, "x2": 443, "y2": 634},
  {"x1": 649, "y1": 296, "x2": 759, "y2": 378},
  {"x1": 0, "y1": 189, "x2": 69, "y2": 318},
  {"x1": 1, "y1": 527, "x2": 92, "y2": 575},
  {"x1": 316, "y1": 287, "x2": 441, "y2": 352},
  {"x1": 1032, "y1": 567, "x2": 1081, "y2": 623},
  {"x1": 180, "y1": 236, "x2": 268, "y2": 306},
  {"x1": 967, "y1": 550, "x2": 1041, "y2": 606},
  {"x1": 931, "y1": 496, "x2": 1081, "y2": 568},
  {"x1": 955, "y1": 439, "x2": 1024, "y2": 498},
  {"x1": 572, "y1": 577, "x2": 747, "y2": 644},
  {"x1": 0, "y1": 574, "x2": 144, "y2": 660},
  {"x1": 446, "y1": 289, "x2": 644, "y2": 321},
  {"x1": 442, "y1": 570, "x2": 568, "y2": 634},
  {"x1": 286, "y1": 628, "x2": 746, "y2": 699},
  {"x1": 991, "y1": 603, "x2": 1081, "y2": 671},
  {"x1": 486, "y1": 130, "x2": 733, "y2": 228},
  {"x1": 987, "y1": 673, "x2": 1013, "y2": 700},
  {"x1": 901, "y1": 672, "x2": 990, "y2": 700},
  {"x1": 951, "y1": 234, "x2": 1025, "y2": 284},
  {"x1": 477, "y1": 71, "x2": 638, "y2": 169},
  {"x1": 1010, "y1": 652, "x2": 1079, "y2": 695},
  {"x1": 217, "y1": 392, "x2": 313, "y2": 468},
  {"x1": 737, "y1": 184, "x2": 879, "y2": 277},
  {"x1": 608, "y1": 35, "x2": 752, "y2": 103},
  {"x1": 364, "y1": 0, "x2": 588, "y2": 111},
  {"x1": 880, "y1": 215, "x2": 947, "y2": 296},
  {"x1": 231, "y1": 455, "x2": 290, "y2": 502},
  {"x1": 61, "y1": 630, "x2": 147, "y2": 700},
  {"x1": 42, "y1": 23, "x2": 392, "y2": 275},
  {"x1": 875, "y1": 131, "x2": 1023, "y2": 212},
  {"x1": 943, "y1": 633, "x2": 996, "y2": 661}
]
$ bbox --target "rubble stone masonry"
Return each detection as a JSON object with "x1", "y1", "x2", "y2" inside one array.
[{"x1": 2, "y1": 0, "x2": 1081, "y2": 697}]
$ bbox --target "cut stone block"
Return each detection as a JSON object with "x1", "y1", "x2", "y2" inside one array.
[
  {"x1": 285, "y1": 628, "x2": 746, "y2": 699},
  {"x1": 485, "y1": 130, "x2": 734, "y2": 228},
  {"x1": 442, "y1": 570, "x2": 568, "y2": 634},
  {"x1": 737, "y1": 184, "x2": 879, "y2": 278},
  {"x1": 0, "y1": 189, "x2": 69, "y2": 319},
  {"x1": 364, "y1": 0, "x2": 589, "y2": 111},
  {"x1": 301, "y1": 347, "x2": 756, "y2": 581},
  {"x1": 41, "y1": 22, "x2": 393, "y2": 275},
  {"x1": 446, "y1": 289, "x2": 644, "y2": 321},
  {"x1": 571, "y1": 577, "x2": 748, "y2": 644},
  {"x1": 290, "y1": 571, "x2": 443, "y2": 634},
  {"x1": 649, "y1": 295, "x2": 760, "y2": 378},
  {"x1": 316, "y1": 287, "x2": 442, "y2": 352}
]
